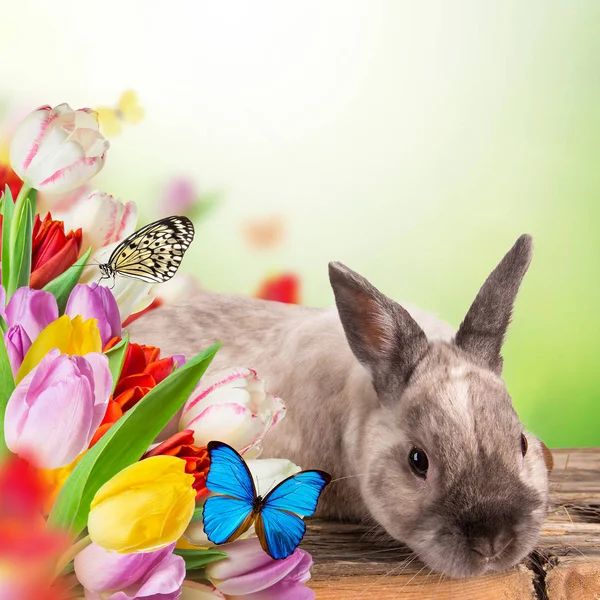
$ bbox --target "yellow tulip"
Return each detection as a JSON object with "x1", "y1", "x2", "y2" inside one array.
[
  {"x1": 88, "y1": 456, "x2": 196, "y2": 553},
  {"x1": 17, "y1": 315, "x2": 102, "y2": 382}
]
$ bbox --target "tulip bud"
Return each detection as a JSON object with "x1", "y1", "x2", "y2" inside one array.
[
  {"x1": 63, "y1": 190, "x2": 138, "y2": 253},
  {"x1": 10, "y1": 104, "x2": 109, "y2": 194},
  {"x1": 4, "y1": 349, "x2": 112, "y2": 468},
  {"x1": 180, "y1": 368, "x2": 285, "y2": 457},
  {"x1": 88, "y1": 456, "x2": 196, "y2": 553}
]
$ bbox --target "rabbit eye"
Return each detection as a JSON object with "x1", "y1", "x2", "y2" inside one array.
[
  {"x1": 521, "y1": 433, "x2": 528, "y2": 457},
  {"x1": 408, "y1": 447, "x2": 429, "y2": 478}
]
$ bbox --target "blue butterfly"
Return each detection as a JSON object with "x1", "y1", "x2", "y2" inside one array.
[{"x1": 203, "y1": 441, "x2": 331, "y2": 560}]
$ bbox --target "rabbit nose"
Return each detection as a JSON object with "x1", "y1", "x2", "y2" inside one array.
[{"x1": 469, "y1": 530, "x2": 514, "y2": 560}]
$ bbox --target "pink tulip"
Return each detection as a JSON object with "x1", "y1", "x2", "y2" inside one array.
[
  {"x1": 181, "y1": 583, "x2": 225, "y2": 599},
  {"x1": 180, "y1": 368, "x2": 285, "y2": 457},
  {"x1": 3, "y1": 287, "x2": 59, "y2": 376},
  {"x1": 66, "y1": 284, "x2": 122, "y2": 345},
  {"x1": 4, "y1": 349, "x2": 112, "y2": 468},
  {"x1": 74, "y1": 542, "x2": 185, "y2": 600},
  {"x1": 205, "y1": 538, "x2": 315, "y2": 600},
  {"x1": 63, "y1": 190, "x2": 138, "y2": 252},
  {"x1": 4, "y1": 325, "x2": 32, "y2": 378},
  {"x1": 9, "y1": 104, "x2": 109, "y2": 194},
  {"x1": 6, "y1": 287, "x2": 59, "y2": 340},
  {"x1": 158, "y1": 178, "x2": 197, "y2": 218}
]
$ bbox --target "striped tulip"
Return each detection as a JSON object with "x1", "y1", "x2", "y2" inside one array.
[{"x1": 9, "y1": 104, "x2": 109, "y2": 194}]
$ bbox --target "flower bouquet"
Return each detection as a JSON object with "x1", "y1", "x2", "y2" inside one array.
[{"x1": 0, "y1": 104, "x2": 324, "y2": 600}]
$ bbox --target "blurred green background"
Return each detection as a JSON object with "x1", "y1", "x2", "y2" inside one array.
[{"x1": 1, "y1": 1, "x2": 598, "y2": 446}]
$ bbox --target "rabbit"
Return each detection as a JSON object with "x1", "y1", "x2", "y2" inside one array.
[{"x1": 127, "y1": 234, "x2": 551, "y2": 579}]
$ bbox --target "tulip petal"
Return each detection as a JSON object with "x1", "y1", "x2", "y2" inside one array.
[
  {"x1": 25, "y1": 135, "x2": 84, "y2": 185},
  {"x1": 4, "y1": 325, "x2": 32, "y2": 378},
  {"x1": 36, "y1": 153, "x2": 107, "y2": 194},
  {"x1": 6, "y1": 287, "x2": 59, "y2": 340},
  {"x1": 181, "y1": 582, "x2": 226, "y2": 599},
  {"x1": 9, "y1": 106, "x2": 54, "y2": 176}
]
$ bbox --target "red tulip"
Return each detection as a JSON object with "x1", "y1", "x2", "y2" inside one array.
[
  {"x1": 143, "y1": 430, "x2": 211, "y2": 499},
  {"x1": 30, "y1": 213, "x2": 82, "y2": 289},
  {"x1": 256, "y1": 272, "x2": 301, "y2": 304},
  {"x1": 0, "y1": 162, "x2": 23, "y2": 199}
]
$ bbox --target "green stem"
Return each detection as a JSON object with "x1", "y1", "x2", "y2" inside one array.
[{"x1": 53, "y1": 534, "x2": 92, "y2": 579}]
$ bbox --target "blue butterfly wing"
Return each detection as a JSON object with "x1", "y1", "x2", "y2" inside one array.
[
  {"x1": 264, "y1": 470, "x2": 331, "y2": 516},
  {"x1": 257, "y1": 470, "x2": 331, "y2": 559},
  {"x1": 256, "y1": 506, "x2": 306, "y2": 560},
  {"x1": 205, "y1": 441, "x2": 256, "y2": 501},
  {"x1": 203, "y1": 442, "x2": 257, "y2": 545},
  {"x1": 203, "y1": 495, "x2": 254, "y2": 545}
]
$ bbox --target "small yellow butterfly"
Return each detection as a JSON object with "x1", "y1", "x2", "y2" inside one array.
[{"x1": 95, "y1": 90, "x2": 145, "y2": 137}]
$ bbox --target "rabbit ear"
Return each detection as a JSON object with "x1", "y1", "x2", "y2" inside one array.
[
  {"x1": 329, "y1": 262, "x2": 428, "y2": 394},
  {"x1": 455, "y1": 235, "x2": 533, "y2": 375}
]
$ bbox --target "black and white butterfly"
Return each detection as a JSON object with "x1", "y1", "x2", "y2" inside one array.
[{"x1": 98, "y1": 216, "x2": 194, "y2": 284}]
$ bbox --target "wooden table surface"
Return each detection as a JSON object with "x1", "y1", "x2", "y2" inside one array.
[{"x1": 303, "y1": 448, "x2": 600, "y2": 599}]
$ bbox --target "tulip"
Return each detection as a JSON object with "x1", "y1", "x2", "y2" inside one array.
[
  {"x1": 181, "y1": 583, "x2": 225, "y2": 599},
  {"x1": 62, "y1": 190, "x2": 138, "y2": 253},
  {"x1": 180, "y1": 368, "x2": 285, "y2": 457},
  {"x1": 90, "y1": 339, "x2": 178, "y2": 446},
  {"x1": 0, "y1": 161, "x2": 23, "y2": 199},
  {"x1": 5, "y1": 325, "x2": 32, "y2": 378},
  {"x1": 183, "y1": 458, "x2": 301, "y2": 547},
  {"x1": 256, "y1": 272, "x2": 301, "y2": 304},
  {"x1": 17, "y1": 314, "x2": 102, "y2": 382},
  {"x1": 74, "y1": 542, "x2": 185, "y2": 600},
  {"x1": 158, "y1": 177, "x2": 198, "y2": 218},
  {"x1": 206, "y1": 538, "x2": 314, "y2": 600},
  {"x1": 143, "y1": 431, "x2": 210, "y2": 499},
  {"x1": 30, "y1": 212, "x2": 83, "y2": 289},
  {"x1": 88, "y1": 456, "x2": 196, "y2": 553},
  {"x1": 66, "y1": 284, "x2": 121, "y2": 346},
  {"x1": 9, "y1": 104, "x2": 109, "y2": 194},
  {"x1": 5, "y1": 287, "x2": 59, "y2": 340},
  {"x1": 4, "y1": 349, "x2": 112, "y2": 468}
]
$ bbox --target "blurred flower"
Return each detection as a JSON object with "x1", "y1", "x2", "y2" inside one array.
[
  {"x1": 256, "y1": 272, "x2": 300, "y2": 304},
  {"x1": 5, "y1": 349, "x2": 111, "y2": 468},
  {"x1": 91, "y1": 338, "x2": 177, "y2": 446},
  {"x1": 75, "y1": 542, "x2": 184, "y2": 600},
  {"x1": 0, "y1": 161, "x2": 22, "y2": 198},
  {"x1": 242, "y1": 215, "x2": 285, "y2": 250},
  {"x1": 66, "y1": 284, "x2": 121, "y2": 346},
  {"x1": 158, "y1": 177, "x2": 198, "y2": 218},
  {"x1": 17, "y1": 314, "x2": 102, "y2": 382},
  {"x1": 39, "y1": 454, "x2": 83, "y2": 515},
  {"x1": 184, "y1": 458, "x2": 301, "y2": 547},
  {"x1": 0, "y1": 455, "x2": 71, "y2": 600},
  {"x1": 81, "y1": 240, "x2": 154, "y2": 321},
  {"x1": 30, "y1": 212, "x2": 83, "y2": 289},
  {"x1": 9, "y1": 104, "x2": 109, "y2": 194},
  {"x1": 63, "y1": 190, "x2": 137, "y2": 252},
  {"x1": 180, "y1": 368, "x2": 285, "y2": 457},
  {"x1": 143, "y1": 430, "x2": 210, "y2": 499},
  {"x1": 206, "y1": 538, "x2": 314, "y2": 600},
  {"x1": 88, "y1": 456, "x2": 196, "y2": 553}
]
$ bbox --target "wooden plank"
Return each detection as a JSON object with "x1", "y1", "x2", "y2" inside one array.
[{"x1": 304, "y1": 448, "x2": 600, "y2": 599}]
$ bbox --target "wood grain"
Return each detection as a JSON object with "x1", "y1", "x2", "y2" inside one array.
[{"x1": 304, "y1": 448, "x2": 600, "y2": 599}]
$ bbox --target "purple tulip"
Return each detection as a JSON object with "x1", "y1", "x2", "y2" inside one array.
[
  {"x1": 4, "y1": 349, "x2": 112, "y2": 468},
  {"x1": 5, "y1": 287, "x2": 58, "y2": 338},
  {"x1": 5, "y1": 325, "x2": 32, "y2": 377},
  {"x1": 205, "y1": 538, "x2": 315, "y2": 600},
  {"x1": 74, "y1": 542, "x2": 185, "y2": 600},
  {"x1": 66, "y1": 284, "x2": 122, "y2": 346}
]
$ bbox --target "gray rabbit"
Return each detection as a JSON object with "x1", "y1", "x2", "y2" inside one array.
[{"x1": 127, "y1": 234, "x2": 550, "y2": 578}]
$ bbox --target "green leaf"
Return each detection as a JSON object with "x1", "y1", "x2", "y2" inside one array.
[
  {"x1": 190, "y1": 505, "x2": 204, "y2": 522},
  {"x1": 174, "y1": 549, "x2": 227, "y2": 570},
  {"x1": 43, "y1": 247, "x2": 93, "y2": 314},
  {"x1": 1, "y1": 186, "x2": 14, "y2": 294},
  {"x1": 105, "y1": 334, "x2": 129, "y2": 393},
  {"x1": 0, "y1": 334, "x2": 15, "y2": 458},
  {"x1": 48, "y1": 343, "x2": 220, "y2": 535},
  {"x1": 13, "y1": 191, "x2": 36, "y2": 291}
]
